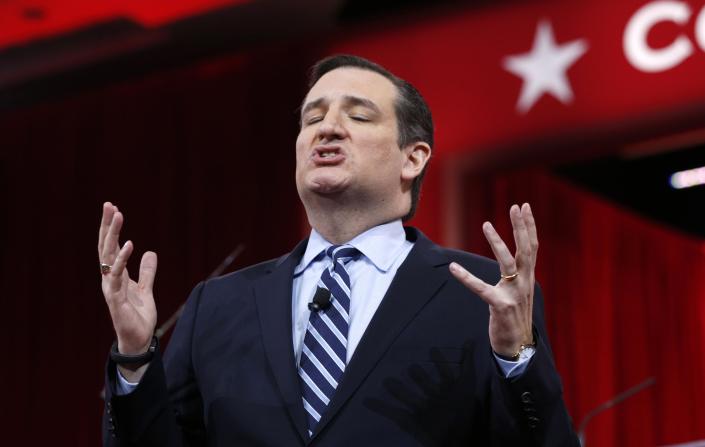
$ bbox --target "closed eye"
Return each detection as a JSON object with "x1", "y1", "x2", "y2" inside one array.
[
  {"x1": 305, "y1": 116, "x2": 323, "y2": 125},
  {"x1": 350, "y1": 115, "x2": 370, "y2": 122}
]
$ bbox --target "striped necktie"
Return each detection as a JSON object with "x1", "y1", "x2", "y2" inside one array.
[{"x1": 298, "y1": 244, "x2": 360, "y2": 436}]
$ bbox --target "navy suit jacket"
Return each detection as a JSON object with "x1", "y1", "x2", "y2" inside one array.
[{"x1": 103, "y1": 228, "x2": 579, "y2": 446}]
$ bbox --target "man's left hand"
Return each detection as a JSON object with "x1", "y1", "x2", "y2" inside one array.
[{"x1": 449, "y1": 203, "x2": 538, "y2": 358}]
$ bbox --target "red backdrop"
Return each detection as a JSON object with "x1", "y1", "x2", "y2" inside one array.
[
  {"x1": 457, "y1": 168, "x2": 705, "y2": 446},
  {"x1": 327, "y1": 0, "x2": 705, "y2": 157},
  {"x1": 0, "y1": 45, "x2": 314, "y2": 444},
  {"x1": 2, "y1": 1, "x2": 705, "y2": 445},
  {"x1": 323, "y1": 2, "x2": 705, "y2": 441}
]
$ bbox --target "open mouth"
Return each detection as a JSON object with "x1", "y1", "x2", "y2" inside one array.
[
  {"x1": 319, "y1": 150, "x2": 338, "y2": 159},
  {"x1": 312, "y1": 146, "x2": 345, "y2": 165}
]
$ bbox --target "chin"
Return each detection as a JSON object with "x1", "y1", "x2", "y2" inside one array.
[
  {"x1": 304, "y1": 172, "x2": 349, "y2": 195},
  {"x1": 310, "y1": 181, "x2": 347, "y2": 195}
]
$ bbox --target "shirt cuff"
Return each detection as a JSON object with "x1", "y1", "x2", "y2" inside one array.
[
  {"x1": 115, "y1": 366, "x2": 140, "y2": 395},
  {"x1": 493, "y1": 347, "x2": 536, "y2": 378}
]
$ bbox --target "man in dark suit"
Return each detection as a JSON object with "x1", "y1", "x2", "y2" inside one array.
[{"x1": 98, "y1": 55, "x2": 579, "y2": 446}]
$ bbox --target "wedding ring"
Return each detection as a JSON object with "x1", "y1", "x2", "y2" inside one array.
[
  {"x1": 100, "y1": 263, "x2": 112, "y2": 275},
  {"x1": 500, "y1": 271, "x2": 519, "y2": 281}
]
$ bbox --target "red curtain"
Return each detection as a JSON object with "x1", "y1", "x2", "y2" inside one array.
[
  {"x1": 458, "y1": 168, "x2": 705, "y2": 446},
  {"x1": 0, "y1": 46, "x2": 315, "y2": 445},
  {"x1": 3, "y1": 40, "x2": 704, "y2": 446}
]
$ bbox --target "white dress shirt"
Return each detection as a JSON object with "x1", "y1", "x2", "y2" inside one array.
[{"x1": 291, "y1": 220, "x2": 414, "y2": 365}]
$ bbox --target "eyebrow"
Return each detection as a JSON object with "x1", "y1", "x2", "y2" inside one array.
[{"x1": 300, "y1": 95, "x2": 382, "y2": 118}]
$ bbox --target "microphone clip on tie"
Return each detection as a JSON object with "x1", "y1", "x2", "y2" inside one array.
[{"x1": 308, "y1": 287, "x2": 332, "y2": 312}]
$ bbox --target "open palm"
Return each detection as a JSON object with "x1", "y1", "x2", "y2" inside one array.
[
  {"x1": 449, "y1": 203, "x2": 537, "y2": 357},
  {"x1": 98, "y1": 202, "x2": 158, "y2": 355}
]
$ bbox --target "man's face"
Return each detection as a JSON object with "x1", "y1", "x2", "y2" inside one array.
[{"x1": 295, "y1": 67, "x2": 407, "y2": 206}]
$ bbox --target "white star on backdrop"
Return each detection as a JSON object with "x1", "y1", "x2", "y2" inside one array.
[{"x1": 503, "y1": 20, "x2": 589, "y2": 114}]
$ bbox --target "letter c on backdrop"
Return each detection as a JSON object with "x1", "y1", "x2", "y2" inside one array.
[{"x1": 623, "y1": 0, "x2": 694, "y2": 72}]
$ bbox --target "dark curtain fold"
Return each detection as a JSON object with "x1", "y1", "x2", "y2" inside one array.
[{"x1": 459, "y1": 168, "x2": 705, "y2": 446}]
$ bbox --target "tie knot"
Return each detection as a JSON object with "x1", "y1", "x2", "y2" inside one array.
[{"x1": 326, "y1": 244, "x2": 359, "y2": 264}]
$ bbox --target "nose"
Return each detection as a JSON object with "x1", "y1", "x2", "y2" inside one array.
[{"x1": 315, "y1": 110, "x2": 347, "y2": 142}]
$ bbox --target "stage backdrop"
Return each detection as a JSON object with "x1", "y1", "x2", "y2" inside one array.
[
  {"x1": 327, "y1": 0, "x2": 705, "y2": 158},
  {"x1": 322, "y1": 0, "x2": 705, "y2": 443},
  {"x1": 453, "y1": 168, "x2": 705, "y2": 446},
  {"x1": 2, "y1": 0, "x2": 705, "y2": 444},
  {"x1": 0, "y1": 44, "x2": 313, "y2": 445}
]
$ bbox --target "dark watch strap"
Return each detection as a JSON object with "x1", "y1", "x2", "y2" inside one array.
[{"x1": 110, "y1": 336, "x2": 158, "y2": 366}]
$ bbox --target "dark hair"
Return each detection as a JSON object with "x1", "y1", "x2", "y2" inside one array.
[{"x1": 307, "y1": 54, "x2": 434, "y2": 221}]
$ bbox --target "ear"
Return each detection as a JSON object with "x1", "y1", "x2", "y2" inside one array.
[{"x1": 401, "y1": 142, "x2": 431, "y2": 182}]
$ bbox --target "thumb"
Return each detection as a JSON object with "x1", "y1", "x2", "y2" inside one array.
[{"x1": 138, "y1": 251, "x2": 158, "y2": 292}]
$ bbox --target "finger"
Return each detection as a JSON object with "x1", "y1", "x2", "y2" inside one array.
[
  {"x1": 510, "y1": 204, "x2": 531, "y2": 271},
  {"x1": 449, "y1": 262, "x2": 499, "y2": 307},
  {"x1": 521, "y1": 204, "x2": 538, "y2": 321},
  {"x1": 108, "y1": 240, "x2": 133, "y2": 292},
  {"x1": 482, "y1": 222, "x2": 516, "y2": 276},
  {"x1": 101, "y1": 210, "x2": 124, "y2": 265},
  {"x1": 522, "y1": 203, "x2": 539, "y2": 267},
  {"x1": 98, "y1": 202, "x2": 115, "y2": 258},
  {"x1": 138, "y1": 251, "x2": 158, "y2": 292}
]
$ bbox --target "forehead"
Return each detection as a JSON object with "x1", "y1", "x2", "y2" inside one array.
[{"x1": 304, "y1": 67, "x2": 398, "y2": 112}]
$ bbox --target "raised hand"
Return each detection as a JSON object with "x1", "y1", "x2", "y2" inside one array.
[
  {"x1": 449, "y1": 203, "x2": 537, "y2": 358},
  {"x1": 98, "y1": 202, "x2": 158, "y2": 362}
]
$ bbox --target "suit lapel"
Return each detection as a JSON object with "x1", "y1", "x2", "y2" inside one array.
[
  {"x1": 253, "y1": 239, "x2": 310, "y2": 444},
  {"x1": 312, "y1": 228, "x2": 450, "y2": 438}
]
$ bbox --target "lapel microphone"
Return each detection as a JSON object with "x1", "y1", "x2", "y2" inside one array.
[{"x1": 308, "y1": 287, "x2": 332, "y2": 312}]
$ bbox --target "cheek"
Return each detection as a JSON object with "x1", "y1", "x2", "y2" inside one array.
[
  {"x1": 364, "y1": 135, "x2": 401, "y2": 166},
  {"x1": 295, "y1": 132, "x2": 308, "y2": 162}
]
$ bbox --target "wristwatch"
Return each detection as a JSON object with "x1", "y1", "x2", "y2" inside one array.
[
  {"x1": 110, "y1": 336, "x2": 158, "y2": 366},
  {"x1": 494, "y1": 340, "x2": 536, "y2": 362}
]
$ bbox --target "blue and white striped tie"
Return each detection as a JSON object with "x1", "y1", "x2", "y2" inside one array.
[{"x1": 298, "y1": 244, "x2": 359, "y2": 436}]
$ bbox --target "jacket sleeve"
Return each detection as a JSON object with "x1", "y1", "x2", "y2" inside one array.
[
  {"x1": 488, "y1": 284, "x2": 580, "y2": 447},
  {"x1": 102, "y1": 282, "x2": 207, "y2": 447}
]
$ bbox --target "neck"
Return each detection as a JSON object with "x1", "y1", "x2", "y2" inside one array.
[{"x1": 303, "y1": 194, "x2": 407, "y2": 245}]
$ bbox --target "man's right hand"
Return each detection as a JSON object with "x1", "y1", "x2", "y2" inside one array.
[{"x1": 99, "y1": 202, "x2": 158, "y2": 382}]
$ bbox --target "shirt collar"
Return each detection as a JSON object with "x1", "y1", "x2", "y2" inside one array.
[
  {"x1": 294, "y1": 220, "x2": 407, "y2": 275},
  {"x1": 294, "y1": 229, "x2": 330, "y2": 276}
]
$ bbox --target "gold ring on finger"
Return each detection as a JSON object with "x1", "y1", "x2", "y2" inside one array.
[
  {"x1": 100, "y1": 263, "x2": 112, "y2": 275},
  {"x1": 500, "y1": 271, "x2": 518, "y2": 281}
]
